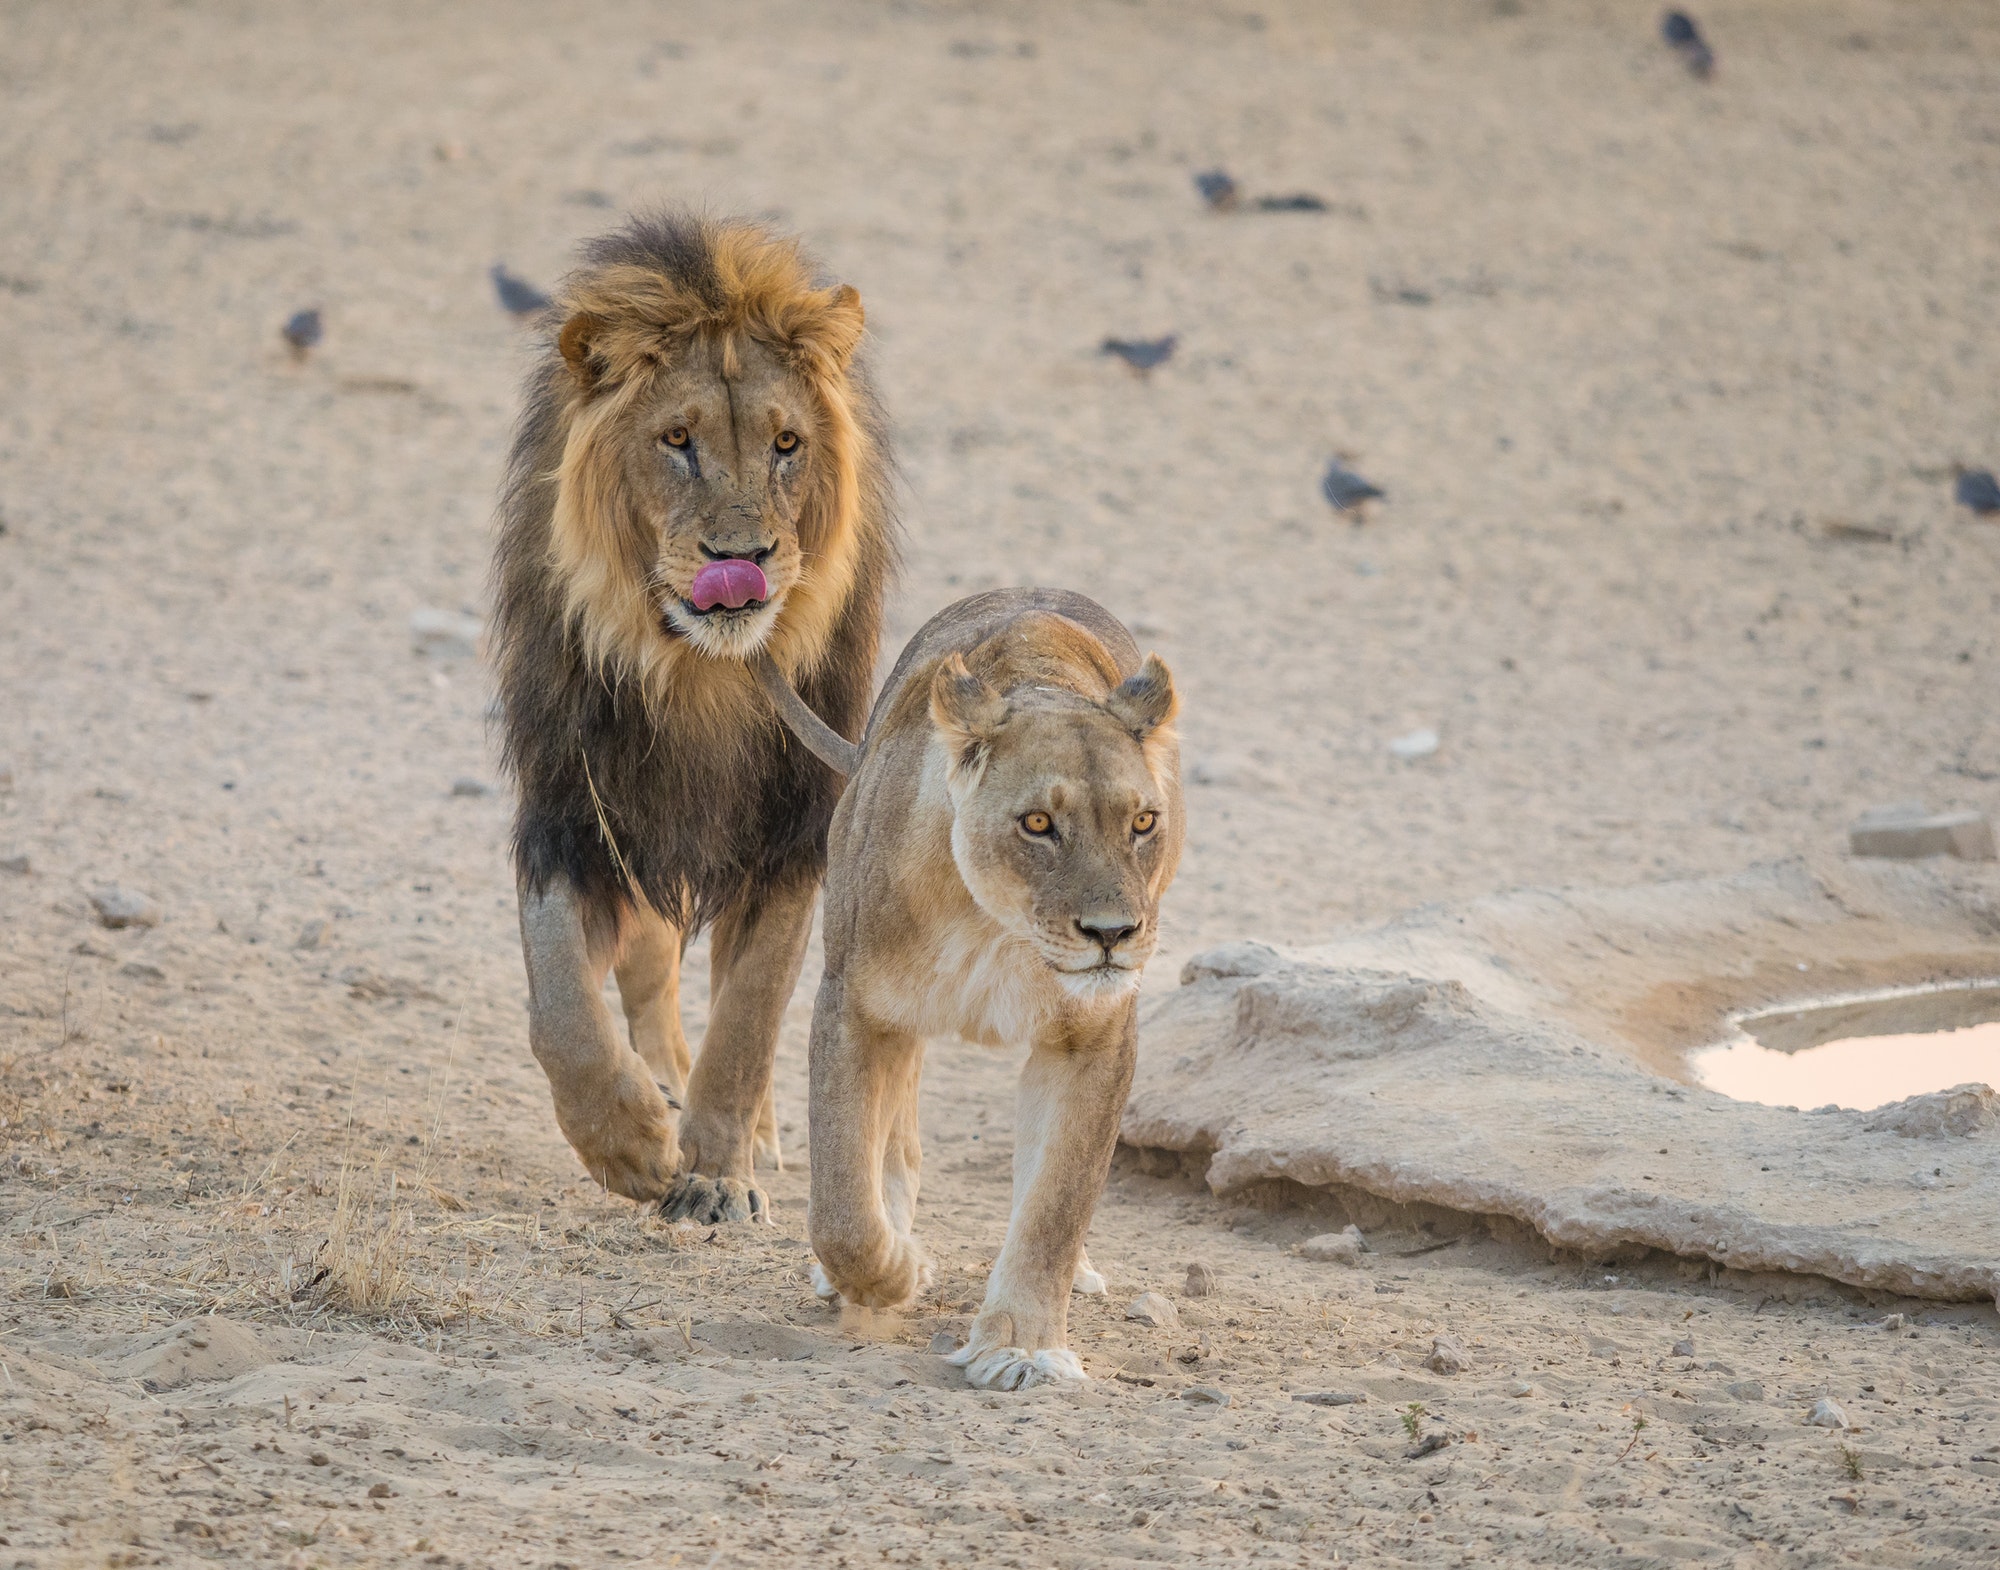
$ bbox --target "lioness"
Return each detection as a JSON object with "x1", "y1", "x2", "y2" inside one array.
[
  {"x1": 490, "y1": 212, "x2": 895, "y2": 1222},
  {"x1": 807, "y1": 589, "x2": 1183, "y2": 1389}
]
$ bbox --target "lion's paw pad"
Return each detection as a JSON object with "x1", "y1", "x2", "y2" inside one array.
[
  {"x1": 947, "y1": 1343, "x2": 1087, "y2": 1391},
  {"x1": 660, "y1": 1172, "x2": 769, "y2": 1226}
]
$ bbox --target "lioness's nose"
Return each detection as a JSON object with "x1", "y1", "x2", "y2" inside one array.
[{"x1": 1076, "y1": 913, "x2": 1140, "y2": 950}]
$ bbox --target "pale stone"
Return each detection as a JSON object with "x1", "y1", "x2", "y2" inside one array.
[
  {"x1": 90, "y1": 886, "x2": 160, "y2": 929},
  {"x1": 1124, "y1": 1291, "x2": 1179, "y2": 1329},
  {"x1": 1298, "y1": 1227, "x2": 1367, "y2": 1265},
  {"x1": 1807, "y1": 1397, "x2": 1849, "y2": 1428},
  {"x1": 1849, "y1": 804, "x2": 1996, "y2": 862},
  {"x1": 1424, "y1": 1335, "x2": 1471, "y2": 1375},
  {"x1": 410, "y1": 607, "x2": 483, "y2": 658},
  {"x1": 1183, "y1": 1262, "x2": 1219, "y2": 1298}
]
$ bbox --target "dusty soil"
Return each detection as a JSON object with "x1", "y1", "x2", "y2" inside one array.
[{"x1": 3, "y1": 1, "x2": 1998, "y2": 1565}]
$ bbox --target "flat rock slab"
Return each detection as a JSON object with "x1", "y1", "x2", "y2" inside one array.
[{"x1": 1125, "y1": 857, "x2": 2000, "y2": 1305}]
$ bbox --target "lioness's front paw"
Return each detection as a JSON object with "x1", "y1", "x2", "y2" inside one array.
[
  {"x1": 947, "y1": 1341, "x2": 1087, "y2": 1391},
  {"x1": 659, "y1": 1171, "x2": 769, "y2": 1225},
  {"x1": 552, "y1": 1069, "x2": 681, "y2": 1203},
  {"x1": 810, "y1": 1233, "x2": 930, "y2": 1310}
]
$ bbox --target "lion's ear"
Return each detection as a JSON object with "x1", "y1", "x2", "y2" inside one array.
[
  {"x1": 930, "y1": 653, "x2": 1009, "y2": 778},
  {"x1": 558, "y1": 312, "x2": 603, "y2": 394},
  {"x1": 1107, "y1": 654, "x2": 1178, "y2": 742},
  {"x1": 802, "y1": 284, "x2": 865, "y2": 371}
]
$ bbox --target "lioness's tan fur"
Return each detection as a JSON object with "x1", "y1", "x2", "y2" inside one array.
[{"x1": 807, "y1": 589, "x2": 1183, "y2": 1389}]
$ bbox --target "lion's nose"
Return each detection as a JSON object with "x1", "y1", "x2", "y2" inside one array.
[
  {"x1": 699, "y1": 540, "x2": 774, "y2": 565},
  {"x1": 1076, "y1": 913, "x2": 1140, "y2": 950}
]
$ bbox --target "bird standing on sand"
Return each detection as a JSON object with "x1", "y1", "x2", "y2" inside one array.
[
  {"x1": 1322, "y1": 458, "x2": 1385, "y2": 514},
  {"x1": 1101, "y1": 335, "x2": 1177, "y2": 374},
  {"x1": 280, "y1": 308, "x2": 322, "y2": 358},
  {"x1": 1955, "y1": 467, "x2": 2000, "y2": 516},
  {"x1": 1661, "y1": 11, "x2": 1715, "y2": 78},
  {"x1": 490, "y1": 263, "x2": 553, "y2": 318}
]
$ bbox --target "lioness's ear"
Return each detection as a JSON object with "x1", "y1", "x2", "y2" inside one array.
[
  {"x1": 1107, "y1": 654, "x2": 1178, "y2": 741},
  {"x1": 930, "y1": 654, "x2": 1009, "y2": 777},
  {"x1": 558, "y1": 312, "x2": 603, "y2": 394}
]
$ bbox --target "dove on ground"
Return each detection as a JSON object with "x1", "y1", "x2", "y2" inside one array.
[
  {"x1": 1953, "y1": 467, "x2": 2000, "y2": 516},
  {"x1": 1322, "y1": 458, "x2": 1385, "y2": 513},
  {"x1": 1101, "y1": 335, "x2": 1177, "y2": 373},
  {"x1": 280, "y1": 308, "x2": 322, "y2": 355},
  {"x1": 491, "y1": 263, "x2": 553, "y2": 318},
  {"x1": 1660, "y1": 11, "x2": 1715, "y2": 77}
]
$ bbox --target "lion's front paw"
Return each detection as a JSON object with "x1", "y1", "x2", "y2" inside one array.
[
  {"x1": 551, "y1": 1067, "x2": 681, "y2": 1203},
  {"x1": 947, "y1": 1341, "x2": 1086, "y2": 1391},
  {"x1": 659, "y1": 1171, "x2": 769, "y2": 1225}
]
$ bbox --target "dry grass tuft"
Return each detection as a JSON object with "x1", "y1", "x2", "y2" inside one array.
[{"x1": 315, "y1": 1156, "x2": 413, "y2": 1315}]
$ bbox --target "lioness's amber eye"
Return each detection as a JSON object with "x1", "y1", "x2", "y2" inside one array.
[
  {"x1": 774, "y1": 430, "x2": 799, "y2": 453},
  {"x1": 1021, "y1": 811, "x2": 1053, "y2": 836},
  {"x1": 663, "y1": 427, "x2": 690, "y2": 448},
  {"x1": 1133, "y1": 812, "x2": 1157, "y2": 834}
]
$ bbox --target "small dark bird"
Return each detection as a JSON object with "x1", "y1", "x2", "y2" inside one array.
[
  {"x1": 490, "y1": 263, "x2": 553, "y2": 318},
  {"x1": 1255, "y1": 193, "x2": 1328, "y2": 213},
  {"x1": 1955, "y1": 467, "x2": 2000, "y2": 516},
  {"x1": 1321, "y1": 458, "x2": 1385, "y2": 514},
  {"x1": 1193, "y1": 169, "x2": 1239, "y2": 211},
  {"x1": 1660, "y1": 10, "x2": 1715, "y2": 78},
  {"x1": 1101, "y1": 335, "x2": 1177, "y2": 373},
  {"x1": 280, "y1": 308, "x2": 322, "y2": 356}
]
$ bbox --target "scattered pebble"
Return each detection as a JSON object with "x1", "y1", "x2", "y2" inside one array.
[
  {"x1": 1726, "y1": 1380, "x2": 1765, "y2": 1403},
  {"x1": 928, "y1": 1330, "x2": 961, "y2": 1355},
  {"x1": 451, "y1": 777, "x2": 494, "y2": 797},
  {"x1": 281, "y1": 308, "x2": 322, "y2": 356},
  {"x1": 1297, "y1": 1227, "x2": 1367, "y2": 1265},
  {"x1": 1405, "y1": 1432, "x2": 1452, "y2": 1460},
  {"x1": 1424, "y1": 1335, "x2": 1471, "y2": 1376},
  {"x1": 491, "y1": 263, "x2": 553, "y2": 318},
  {"x1": 1180, "y1": 1385, "x2": 1230, "y2": 1406},
  {"x1": 118, "y1": 961, "x2": 166, "y2": 983},
  {"x1": 1507, "y1": 1380, "x2": 1535, "y2": 1398},
  {"x1": 1125, "y1": 1291, "x2": 1180, "y2": 1329},
  {"x1": 1193, "y1": 169, "x2": 1239, "y2": 211},
  {"x1": 1671, "y1": 1337, "x2": 1696, "y2": 1358},
  {"x1": 410, "y1": 607, "x2": 483, "y2": 658},
  {"x1": 1954, "y1": 467, "x2": 2000, "y2": 515},
  {"x1": 1389, "y1": 728, "x2": 1440, "y2": 761},
  {"x1": 1660, "y1": 10, "x2": 1715, "y2": 78},
  {"x1": 90, "y1": 886, "x2": 161, "y2": 929},
  {"x1": 1321, "y1": 458, "x2": 1385, "y2": 513},
  {"x1": 1848, "y1": 802, "x2": 1996, "y2": 861},
  {"x1": 1819, "y1": 517, "x2": 1896, "y2": 544},
  {"x1": 1254, "y1": 193, "x2": 1328, "y2": 212},
  {"x1": 1183, "y1": 1262, "x2": 1219, "y2": 1298},
  {"x1": 1806, "y1": 1397, "x2": 1850, "y2": 1429},
  {"x1": 1879, "y1": 1313, "x2": 1907, "y2": 1332},
  {"x1": 368, "y1": 1482, "x2": 394, "y2": 1499},
  {"x1": 1, "y1": 851, "x2": 29, "y2": 874},
  {"x1": 296, "y1": 919, "x2": 327, "y2": 951},
  {"x1": 1292, "y1": 1390, "x2": 1367, "y2": 1407},
  {"x1": 1101, "y1": 335, "x2": 1177, "y2": 373}
]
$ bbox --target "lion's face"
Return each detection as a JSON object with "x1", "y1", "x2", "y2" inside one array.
[
  {"x1": 610, "y1": 339, "x2": 823, "y2": 660},
  {"x1": 932, "y1": 655, "x2": 1181, "y2": 1001}
]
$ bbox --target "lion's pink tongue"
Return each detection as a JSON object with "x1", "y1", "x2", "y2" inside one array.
[{"x1": 690, "y1": 559, "x2": 769, "y2": 612}]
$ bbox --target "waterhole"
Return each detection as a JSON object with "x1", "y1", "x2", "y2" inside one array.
[{"x1": 1691, "y1": 981, "x2": 2000, "y2": 1110}]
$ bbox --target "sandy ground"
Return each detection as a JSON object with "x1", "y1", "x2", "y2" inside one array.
[{"x1": 3, "y1": 0, "x2": 2000, "y2": 1564}]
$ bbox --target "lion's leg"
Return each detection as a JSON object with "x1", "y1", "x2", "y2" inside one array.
[
  {"x1": 613, "y1": 904, "x2": 692, "y2": 1106},
  {"x1": 659, "y1": 874, "x2": 816, "y2": 1224},
  {"x1": 752, "y1": 1085, "x2": 783, "y2": 1173},
  {"x1": 518, "y1": 877, "x2": 681, "y2": 1202},
  {"x1": 806, "y1": 979, "x2": 929, "y2": 1308},
  {"x1": 950, "y1": 1011, "x2": 1136, "y2": 1390}
]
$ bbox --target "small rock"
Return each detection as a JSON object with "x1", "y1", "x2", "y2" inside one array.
[
  {"x1": 1671, "y1": 1337, "x2": 1696, "y2": 1358},
  {"x1": 1864, "y1": 1085, "x2": 2000, "y2": 1140},
  {"x1": 1389, "y1": 728, "x2": 1439, "y2": 761},
  {"x1": 90, "y1": 886, "x2": 161, "y2": 929},
  {"x1": 1879, "y1": 1313, "x2": 1907, "y2": 1332},
  {"x1": 928, "y1": 1330, "x2": 962, "y2": 1355},
  {"x1": 490, "y1": 263, "x2": 553, "y2": 318},
  {"x1": 295, "y1": 919, "x2": 327, "y2": 951},
  {"x1": 1, "y1": 851, "x2": 29, "y2": 875},
  {"x1": 1125, "y1": 1292, "x2": 1180, "y2": 1330},
  {"x1": 1424, "y1": 1335, "x2": 1471, "y2": 1376},
  {"x1": 1292, "y1": 1390, "x2": 1366, "y2": 1407},
  {"x1": 1507, "y1": 1380, "x2": 1535, "y2": 1398},
  {"x1": 1183, "y1": 1262, "x2": 1219, "y2": 1298},
  {"x1": 1254, "y1": 193, "x2": 1328, "y2": 212},
  {"x1": 410, "y1": 607, "x2": 483, "y2": 658},
  {"x1": 1297, "y1": 1226, "x2": 1367, "y2": 1265},
  {"x1": 1660, "y1": 10, "x2": 1716, "y2": 78},
  {"x1": 368, "y1": 1482, "x2": 393, "y2": 1499},
  {"x1": 450, "y1": 777, "x2": 493, "y2": 798},
  {"x1": 1101, "y1": 335, "x2": 1177, "y2": 374},
  {"x1": 1179, "y1": 1385, "x2": 1230, "y2": 1406},
  {"x1": 1193, "y1": 169, "x2": 1239, "y2": 211},
  {"x1": 1954, "y1": 467, "x2": 2000, "y2": 516},
  {"x1": 1848, "y1": 803, "x2": 1996, "y2": 862},
  {"x1": 308, "y1": 1452, "x2": 330, "y2": 1467},
  {"x1": 1806, "y1": 1397, "x2": 1849, "y2": 1429},
  {"x1": 1405, "y1": 1433, "x2": 1451, "y2": 1460},
  {"x1": 281, "y1": 308, "x2": 323, "y2": 355},
  {"x1": 118, "y1": 961, "x2": 166, "y2": 983},
  {"x1": 1726, "y1": 1380, "x2": 1765, "y2": 1403},
  {"x1": 1322, "y1": 458, "x2": 1385, "y2": 513}
]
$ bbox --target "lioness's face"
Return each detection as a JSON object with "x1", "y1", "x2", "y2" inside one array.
[
  {"x1": 936, "y1": 669, "x2": 1181, "y2": 1002},
  {"x1": 621, "y1": 338, "x2": 822, "y2": 659}
]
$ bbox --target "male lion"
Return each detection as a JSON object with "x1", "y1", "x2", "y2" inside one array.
[
  {"x1": 490, "y1": 212, "x2": 894, "y2": 1222},
  {"x1": 807, "y1": 589, "x2": 1183, "y2": 1389}
]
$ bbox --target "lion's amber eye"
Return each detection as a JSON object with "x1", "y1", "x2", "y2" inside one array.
[
  {"x1": 1021, "y1": 811, "x2": 1054, "y2": 837},
  {"x1": 663, "y1": 427, "x2": 690, "y2": 448},
  {"x1": 1133, "y1": 812, "x2": 1157, "y2": 835},
  {"x1": 774, "y1": 430, "x2": 799, "y2": 453}
]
